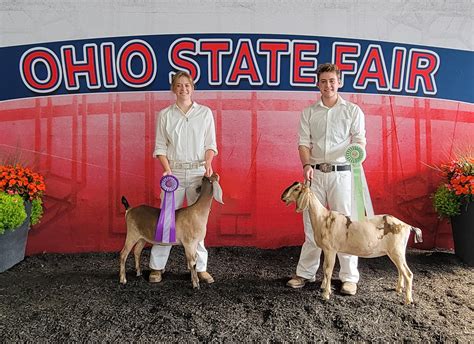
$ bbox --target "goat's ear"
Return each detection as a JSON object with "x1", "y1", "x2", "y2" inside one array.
[
  {"x1": 212, "y1": 181, "x2": 224, "y2": 204},
  {"x1": 296, "y1": 188, "x2": 310, "y2": 213}
]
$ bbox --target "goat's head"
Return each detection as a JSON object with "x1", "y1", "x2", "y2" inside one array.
[
  {"x1": 281, "y1": 182, "x2": 311, "y2": 213},
  {"x1": 197, "y1": 173, "x2": 224, "y2": 204}
]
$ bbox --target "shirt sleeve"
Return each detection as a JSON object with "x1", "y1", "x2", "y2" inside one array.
[
  {"x1": 153, "y1": 109, "x2": 168, "y2": 157},
  {"x1": 350, "y1": 105, "x2": 367, "y2": 147},
  {"x1": 204, "y1": 109, "x2": 218, "y2": 155},
  {"x1": 298, "y1": 108, "x2": 312, "y2": 148}
]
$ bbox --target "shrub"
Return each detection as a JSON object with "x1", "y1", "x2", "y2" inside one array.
[
  {"x1": 0, "y1": 192, "x2": 27, "y2": 235},
  {"x1": 433, "y1": 184, "x2": 462, "y2": 218},
  {"x1": 0, "y1": 164, "x2": 46, "y2": 233},
  {"x1": 31, "y1": 198, "x2": 44, "y2": 226}
]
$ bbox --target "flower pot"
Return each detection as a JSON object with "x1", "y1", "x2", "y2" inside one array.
[
  {"x1": 0, "y1": 201, "x2": 32, "y2": 272},
  {"x1": 451, "y1": 202, "x2": 474, "y2": 267}
]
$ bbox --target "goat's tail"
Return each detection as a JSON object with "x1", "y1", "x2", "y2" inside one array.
[
  {"x1": 411, "y1": 227, "x2": 423, "y2": 243},
  {"x1": 121, "y1": 196, "x2": 130, "y2": 211}
]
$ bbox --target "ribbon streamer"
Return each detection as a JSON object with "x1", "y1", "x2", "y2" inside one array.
[
  {"x1": 345, "y1": 144, "x2": 374, "y2": 221},
  {"x1": 155, "y1": 175, "x2": 179, "y2": 244}
]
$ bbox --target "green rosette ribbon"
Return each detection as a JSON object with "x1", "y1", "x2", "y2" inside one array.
[{"x1": 345, "y1": 144, "x2": 374, "y2": 221}]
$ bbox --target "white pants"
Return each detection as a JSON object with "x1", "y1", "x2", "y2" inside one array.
[
  {"x1": 296, "y1": 169, "x2": 359, "y2": 283},
  {"x1": 149, "y1": 167, "x2": 209, "y2": 272}
]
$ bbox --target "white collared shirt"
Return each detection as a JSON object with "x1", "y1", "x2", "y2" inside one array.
[
  {"x1": 153, "y1": 102, "x2": 218, "y2": 161},
  {"x1": 298, "y1": 95, "x2": 366, "y2": 164}
]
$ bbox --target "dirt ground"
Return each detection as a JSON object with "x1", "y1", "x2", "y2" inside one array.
[{"x1": 0, "y1": 246, "x2": 473, "y2": 342}]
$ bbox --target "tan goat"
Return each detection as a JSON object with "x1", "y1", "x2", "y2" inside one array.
[
  {"x1": 119, "y1": 173, "x2": 223, "y2": 289},
  {"x1": 281, "y1": 182, "x2": 422, "y2": 304}
]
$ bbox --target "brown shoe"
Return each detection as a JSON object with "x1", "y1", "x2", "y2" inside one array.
[
  {"x1": 149, "y1": 269, "x2": 163, "y2": 283},
  {"x1": 340, "y1": 282, "x2": 357, "y2": 295},
  {"x1": 286, "y1": 275, "x2": 316, "y2": 289},
  {"x1": 197, "y1": 271, "x2": 215, "y2": 284}
]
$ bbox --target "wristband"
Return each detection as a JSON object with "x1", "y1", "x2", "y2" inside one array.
[{"x1": 303, "y1": 163, "x2": 312, "y2": 169}]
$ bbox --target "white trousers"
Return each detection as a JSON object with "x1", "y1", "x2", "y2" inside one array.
[
  {"x1": 149, "y1": 167, "x2": 209, "y2": 272},
  {"x1": 296, "y1": 169, "x2": 359, "y2": 283}
]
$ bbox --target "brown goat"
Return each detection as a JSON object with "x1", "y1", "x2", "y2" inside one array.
[{"x1": 119, "y1": 173, "x2": 223, "y2": 289}]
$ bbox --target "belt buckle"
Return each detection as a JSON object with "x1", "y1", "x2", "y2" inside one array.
[
  {"x1": 172, "y1": 161, "x2": 202, "y2": 169},
  {"x1": 319, "y1": 163, "x2": 333, "y2": 173}
]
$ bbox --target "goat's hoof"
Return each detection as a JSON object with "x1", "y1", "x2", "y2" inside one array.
[
  {"x1": 136, "y1": 271, "x2": 142, "y2": 277},
  {"x1": 192, "y1": 279, "x2": 201, "y2": 289},
  {"x1": 120, "y1": 278, "x2": 127, "y2": 285},
  {"x1": 322, "y1": 292, "x2": 330, "y2": 301}
]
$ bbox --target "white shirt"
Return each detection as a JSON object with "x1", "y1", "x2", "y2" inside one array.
[
  {"x1": 298, "y1": 95, "x2": 366, "y2": 164},
  {"x1": 154, "y1": 102, "x2": 218, "y2": 161}
]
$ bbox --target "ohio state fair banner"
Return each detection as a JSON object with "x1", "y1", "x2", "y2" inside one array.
[{"x1": 1, "y1": 33, "x2": 473, "y2": 103}]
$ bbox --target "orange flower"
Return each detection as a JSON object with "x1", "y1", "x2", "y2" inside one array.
[{"x1": 0, "y1": 164, "x2": 46, "y2": 201}]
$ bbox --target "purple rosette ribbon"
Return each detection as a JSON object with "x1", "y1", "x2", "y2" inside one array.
[{"x1": 155, "y1": 175, "x2": 179, "y2": 244}]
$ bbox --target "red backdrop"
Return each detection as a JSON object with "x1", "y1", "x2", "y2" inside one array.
[{"x1": 1, "y1": 91, "x2": 472, "y2": 254}]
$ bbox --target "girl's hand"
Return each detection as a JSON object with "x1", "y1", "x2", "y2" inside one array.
[{"x1": 204, "y1": 162, "x2": 213, "y2": 177}]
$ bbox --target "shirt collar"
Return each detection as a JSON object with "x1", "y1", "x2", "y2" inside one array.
[
  {"x1": 174, "y1": 101, "x2": 198, "y2": 115},
  {"x1": 316, "y1": 95, "x2": 345, "y2": 109}
]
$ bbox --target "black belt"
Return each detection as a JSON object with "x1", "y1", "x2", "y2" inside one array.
[{"x1": 312, "y1": 163, "x2": 351, "y2": 172}]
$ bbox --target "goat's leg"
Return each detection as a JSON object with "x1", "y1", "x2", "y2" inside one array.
[
  {"x1": 397, "y1": 269, "x2": 405, "y2": 293},
  {"x1": 321, "y1": 250, "x2": 337, "y2": 300},
  {"x1": 387, "y1": 252, "x2": 403, "y2": 293},
  {"x1": 388, "y1": 252, "x2": 413, "y2": 304},
  {"x1": 320, "y1": 277, "x2": 327, "y2": 291},
  {"x1": 119, "y1": 237, "x2": 137, "y2": 284},
  {"x1": 321, "y1": 261, "x2": 328, "y2": 290},
  {"x1": 184, "y1": 244, "x2": 200, "y2": 289},
  {"x1": 133, "y1": 239, "x2": 146, "y2": 277},
  {"x1": 392, "y1": 260, "x2": 404, "y2": 293},
  {"x1": 401, "y1": 261, "x2": 414, "y2": 305}
]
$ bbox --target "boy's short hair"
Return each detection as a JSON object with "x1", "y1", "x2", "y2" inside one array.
[
  {"x1": 170, "y1": 71, "x2": 195, "y2": 91},
  {"x1": 316, "y1": 63, "x2": 341, "y2": 81}
]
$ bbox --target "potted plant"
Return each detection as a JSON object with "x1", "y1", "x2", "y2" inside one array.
[
  {"x1": 0, "y1": 164, "x2": 45, "y2": 272},
  {"x1": 432, "y1": 152, "x2": 473, "y2": 266}
]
